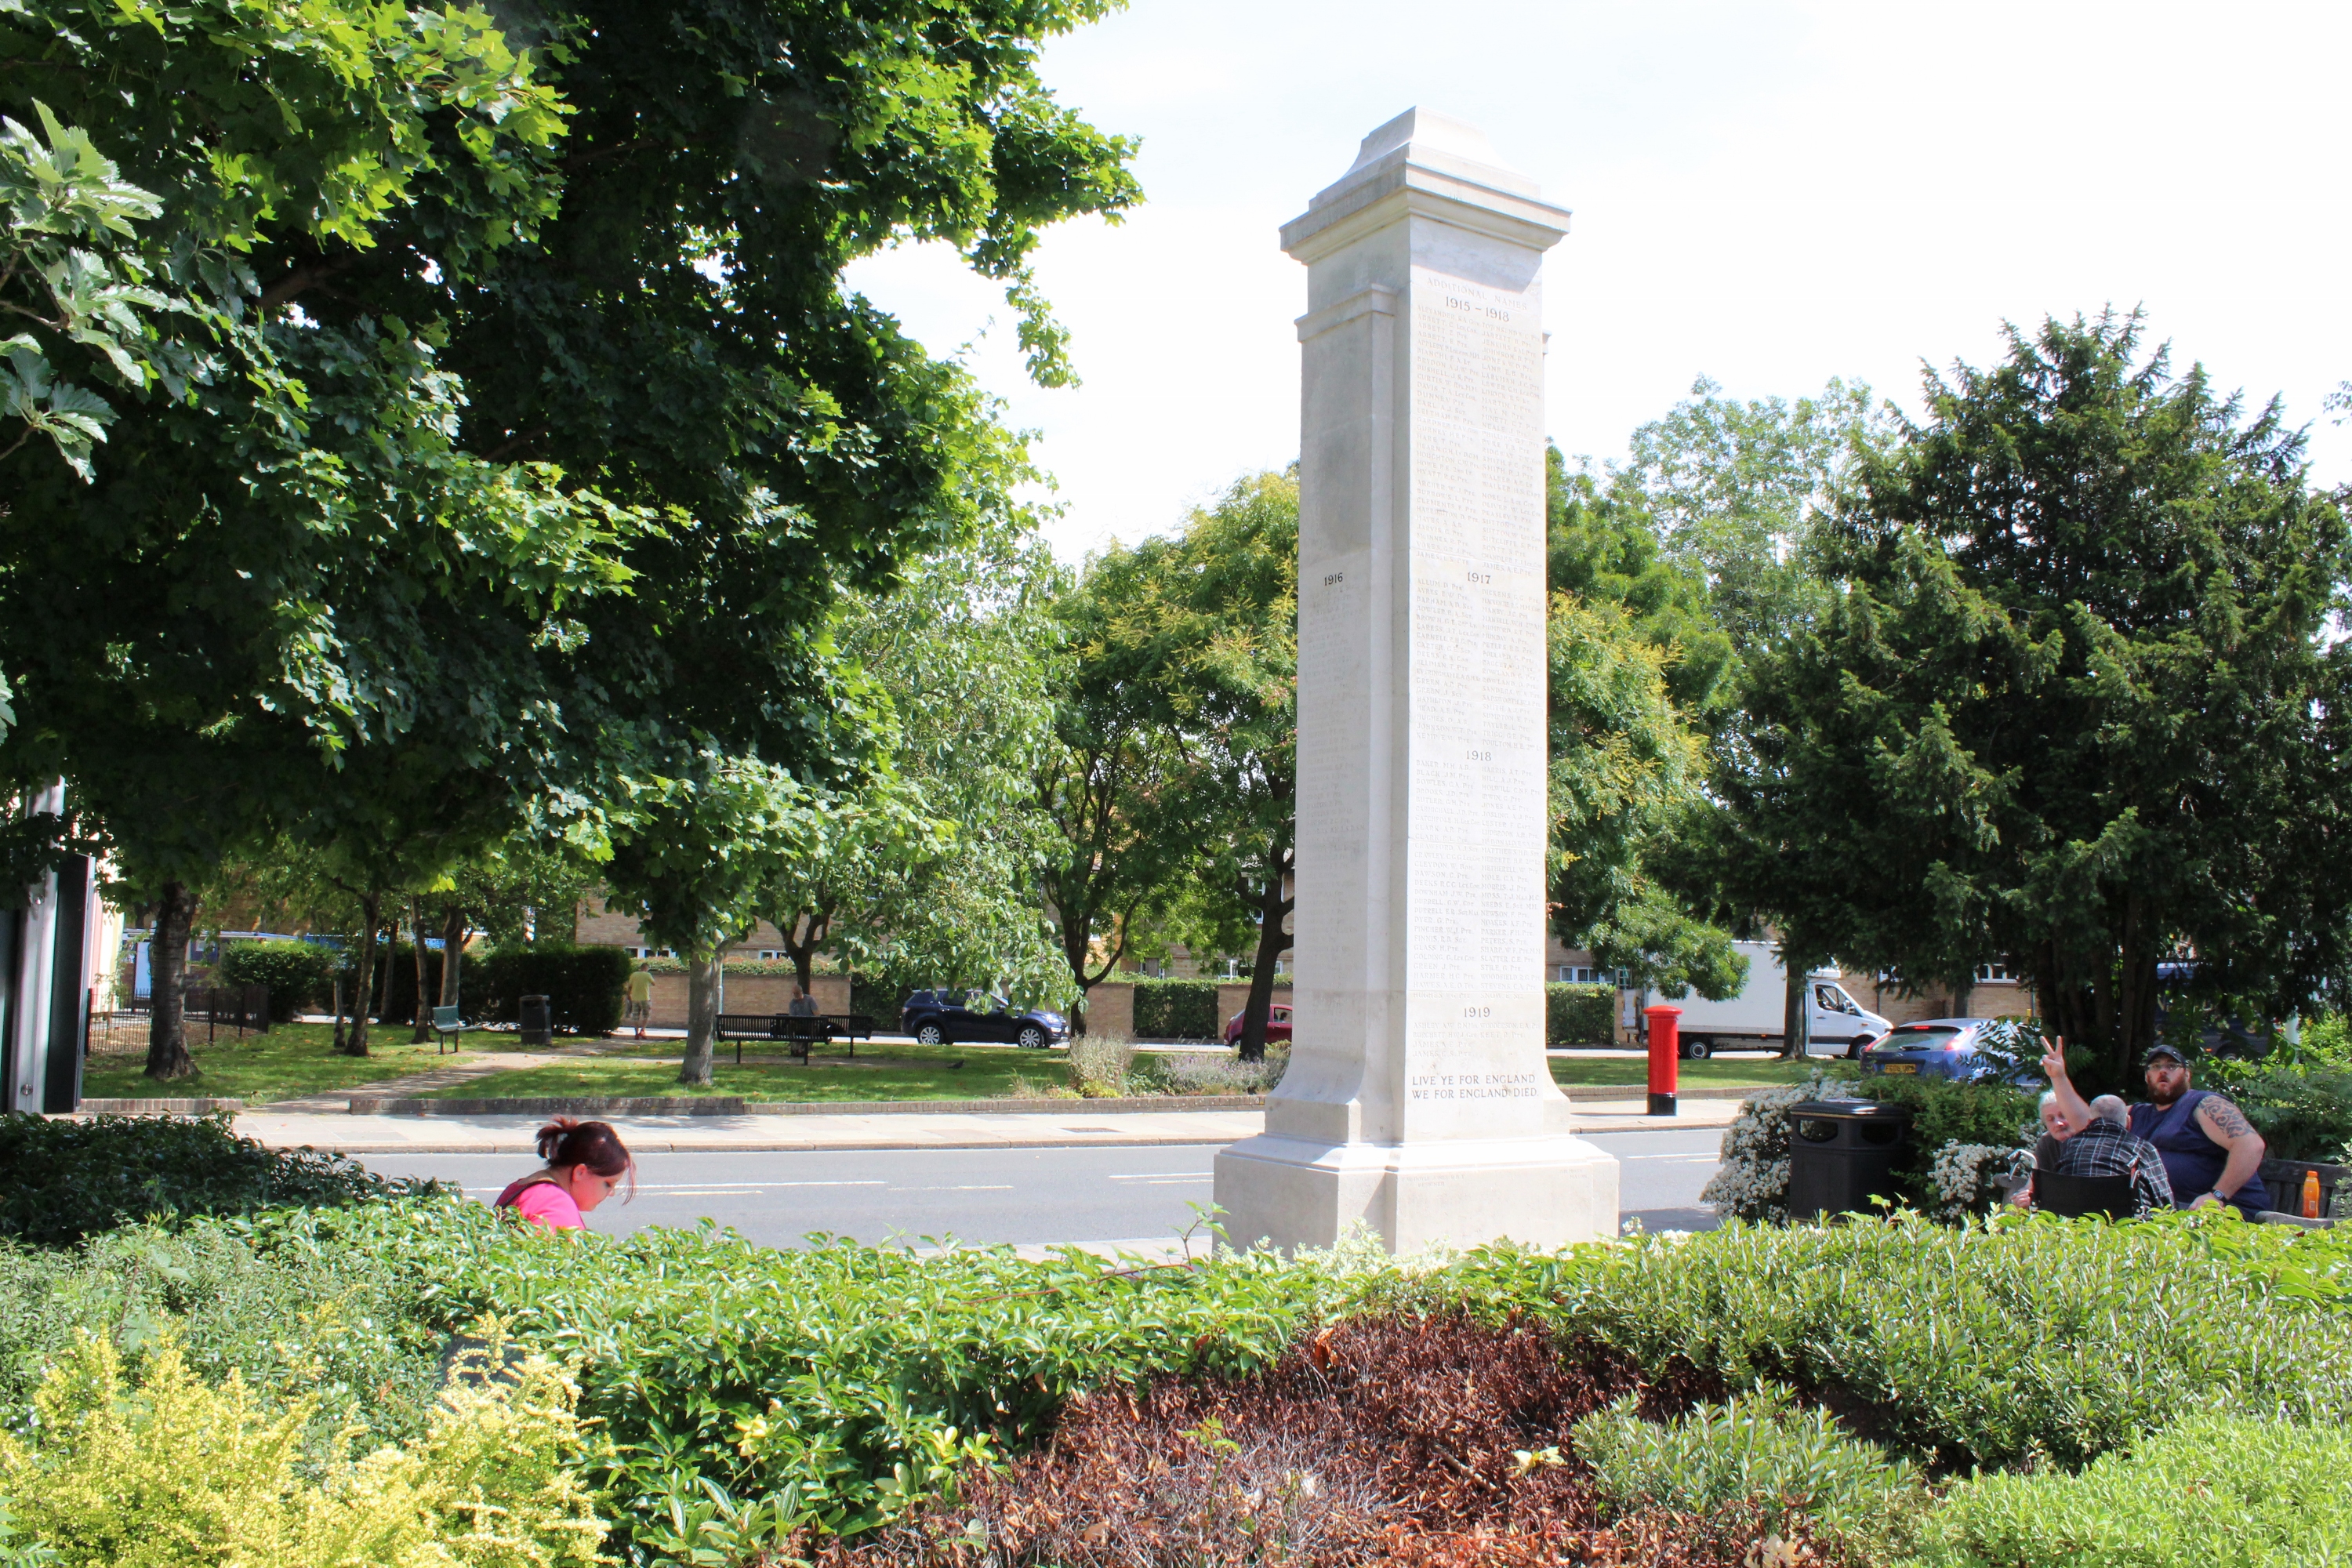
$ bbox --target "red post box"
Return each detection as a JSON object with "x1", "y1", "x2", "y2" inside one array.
[{"x1": 1644, "y1": 1004, "x2": 1681, "y2": 1116}]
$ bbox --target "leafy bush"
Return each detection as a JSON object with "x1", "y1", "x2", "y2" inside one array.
[
  {"x1": 1142, "y1": 1047, "x2": 1289, "y2": 1097},
  {"x1": 1131, "y1": 978, "x2": 1221, "y2": 1040},
  {"x1": 0, "y1": 1112, "x2": 441, "y2": 1247},
  {"x1": 477, "y1": 945, "x2": 630, "y2": 1037},
  {"x1": 0, "y1": 1330, "x2": 609, "y2": 1567},
  {"x1": 1386, "y1": 1211, "x2": 2352, "y2": 1472},
  {"x1": 1916, "y1": 1414, "x2": 2352, "y2": 1566},
  {"x1": 1065, "y1": 1032, "x2": 1134, "y2": 1097},
  {"x1": 0, "y1": 1216, "x2": 446, "y2": 1461},
  {"x1": 327, "y1": 1199, "x2": 1337, "y2": 1559},
  {"x1": 1570, "y1": 1387, "x2": 1928, "y2": 1559},
  {"x1": 216, "y1": 942, "x2": 333, "y2": 1023},
  {"x1": 1700, "y1": 1068, "x2": 2038, "y2": 1221},
  {"x1": 1545, "y1": 983, "x2": 1616, "y2": 1046}
]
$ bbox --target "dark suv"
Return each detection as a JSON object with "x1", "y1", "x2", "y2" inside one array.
[{"x1": 899, "y1": 989, "x2": 1070, "y2": 1049}]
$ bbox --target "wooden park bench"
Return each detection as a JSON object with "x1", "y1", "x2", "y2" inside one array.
[
  {"x1": 430, "y1": 1004, "x2": 477, "y2": 1054},
  {"x1": 2255, "y1": 1156, "x2": 2347, "y2": 1229}
]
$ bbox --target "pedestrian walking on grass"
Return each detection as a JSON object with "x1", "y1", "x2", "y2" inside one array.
[{"x1": 495, "y1": 1118, "x2": 635, "y2": 1232}]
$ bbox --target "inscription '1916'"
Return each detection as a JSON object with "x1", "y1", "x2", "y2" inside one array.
[{"x1": 1323, "y1": 572, "x2": 1345, "y2": 586}]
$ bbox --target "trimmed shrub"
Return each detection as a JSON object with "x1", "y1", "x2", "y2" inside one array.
[
  {"x1": 1918, "y1": 1414, "x2": 2352, "y2": 1566},
  {"x1": 1131, "y1": 978, "x2": 1221, "y2": 1040},
  {"x1": 1398, "y1": 1211, "x2": 2352, "y2": 1472},
  {"x1": 0, "y1": 1112, "x2": 439, "y2": 1247},
  {"x1": 1545, "y1": 982, "x2": 1616, "y2": 1046},
  {"x1": 475, "y1": 945, "x2": 630, "y2": 1037},
  {"x1": 1571, "y1": 1387, "x2": 1928, "y2": 1560},
  {"x1": 0, "y1": 1331, "x2": 609, "y2": 1568},
  {"x1": 215, "y1": 942, "x2": 333, "y2": 1023},
  {"x1": 1142, "y1": 1046, "x2": 1289, "y2": 1096}
]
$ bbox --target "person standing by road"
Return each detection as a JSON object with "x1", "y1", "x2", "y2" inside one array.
[{"x1": 2042, "y1": 1040, "x2": 2267, "y2": 1218}]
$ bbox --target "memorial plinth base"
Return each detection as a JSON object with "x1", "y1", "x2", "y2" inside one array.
[{"x1": 1212, "y1": 1131, "x2": 1621, "y2": 1255}]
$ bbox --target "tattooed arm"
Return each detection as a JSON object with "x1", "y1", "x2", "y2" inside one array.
[{"x1": 2190, "y1": 1094, "x2": 2267, "y2": 1208}]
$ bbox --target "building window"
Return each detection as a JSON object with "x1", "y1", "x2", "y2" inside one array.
[{"x1": 1975, "y1": 963, "x2": 2016, "y2": 983}]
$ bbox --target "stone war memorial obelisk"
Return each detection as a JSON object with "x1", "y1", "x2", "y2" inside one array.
[{"x1": 1214, "y1": 109, "x2": 1620, "y2": 1254}]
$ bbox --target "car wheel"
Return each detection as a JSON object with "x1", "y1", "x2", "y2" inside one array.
[
  {"x1": 1018, "y1": 1025, "x2": 1048, "y2": 1050},
  {"x1": 1680, "y1": 1036, "x2": 1712, "y2": 1060},
  {"x1": 915, "y1": 1022, "x2": 946, "y2": 1047}
]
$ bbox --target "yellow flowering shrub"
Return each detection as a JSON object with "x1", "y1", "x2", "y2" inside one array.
[{"x1": 0, "y1": 1330, "x2": 609, "y2": 1567}]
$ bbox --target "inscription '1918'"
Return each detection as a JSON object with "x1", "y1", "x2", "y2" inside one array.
[{"x1": 1444, "y1": 294, "x2": 1512, "y2": 322}]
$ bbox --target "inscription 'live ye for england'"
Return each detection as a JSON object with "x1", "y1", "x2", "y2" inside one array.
[{"x1": 1410, "y1": 1069, "x2": 1543, "y2": 1102}]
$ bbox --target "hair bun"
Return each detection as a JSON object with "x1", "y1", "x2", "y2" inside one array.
[{"x1": 535, "y1": 1116, "x2": 581, "y2": 1162}]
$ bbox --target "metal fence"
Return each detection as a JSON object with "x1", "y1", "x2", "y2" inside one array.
[{"x1": 126, "y1": 984, "x2": 270, "y2": 1041}]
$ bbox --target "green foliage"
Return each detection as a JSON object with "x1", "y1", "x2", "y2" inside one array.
[
  {"x1": 1545, "y1": 982, "x2": 1617, "y2": 1046},
  {"x1": 1571, "y1": 1387, "x2": 1927, "y2": 1559},
  {"x1": 1393, "y1": 1212, "x2": 2352, "y2": 1472},
  {"x1": 1131, "y1": 978, "x2": 1222, "y2": 1041},
  {"x1": 0, "y1": 1112, "x2": 438, "y2": 1247},
  {"x1": 0, "y1": 1330, "x2": 609, "y2": 1567},
  {"x1": 0, "y1": 1216, "x2": 447, "y2": 1461},
  {"x1": 476, "y1": 946, "x2": 631, "y2": 1038},
  {"x1": 217, "y1": 941, "x2": 334, "y2": 1023},
  {"x1": 318, "y1": 1199, "x2": 1338, "y2": 1558},
  {"x1": 2198, "y1": 1065, "x2": 2352, "y2": 1162},
  {"x1": 1737, "y1": 313, "x2": 2352, "y2": 1083},
  {"x1": 1915, "y1": 1414, "x2": 2352, "y2": 1567}
]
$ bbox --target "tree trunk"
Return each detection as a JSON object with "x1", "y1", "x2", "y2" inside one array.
[
  {"x1": 783, "y1": 908, "x2": 829, "y2": 1000},
  {"x1": 341, "y1": 891, "x2": 382, "y2": 1055},
  {"x1": 409, "y1": 897, "x2": 434, "y2": 1042},
  {"x1": 1777, "y1": 953, "x2": 1808, "y2": 1062},
  {"x1": 143, "y1": 880, "x2": 199, "y2": 1080},
  {"x1": 678, "y1": 948, "x2": 721, "y2": 1086},
  {"x1": 438, "y1": 902, "x2": 466, "y2": 1011},
  {"x1": 1236, "y1": 857, "x2": 1294, "y2": 1064}
]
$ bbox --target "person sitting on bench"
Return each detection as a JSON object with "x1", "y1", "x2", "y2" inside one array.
[{"x1": 787, "y1": 985, "x2": 818, "y2": 1018}]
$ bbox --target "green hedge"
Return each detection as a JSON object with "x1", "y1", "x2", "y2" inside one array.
[
  {"x1": 1131, "y1": 978, "x2": 1221, "y2": 1040},
  {"x1": 215, "y1": 941, "x2": 333, "y2": 1022},
  {"x1": 475, "y1": 944, "x2": 630, "y2": 1037},
  {"x1": 1545, "y1": 982, "x2": 1616, "y2": 1045},
  {"x1": 0, "y1": 1112, "x2": 439, "y2": 1247}
]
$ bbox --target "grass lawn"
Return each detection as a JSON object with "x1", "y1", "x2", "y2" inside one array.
[
  {"x1": 79, "y1": 1021, "x2": 488, "y2": 1103},
  {"x1": 1546, "y1": 1053, "x2": 1811, "y2": 1090},
  {"x1": 417, "y1": 1040, "x2": 1070, "y2": 1102}
]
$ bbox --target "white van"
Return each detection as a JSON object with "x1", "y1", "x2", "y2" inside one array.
[{"x1": 1649, "y1": 940, "x2": 1890, "y2": 1059}]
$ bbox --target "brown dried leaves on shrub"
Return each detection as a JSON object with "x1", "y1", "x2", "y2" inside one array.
[{"x1": 819, "y1": 1314, "x2": 1817, "y2": 1568}]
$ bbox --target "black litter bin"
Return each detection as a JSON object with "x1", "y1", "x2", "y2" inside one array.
[
  {"x1": 518, "y1": 993, "x2": 553, "y2": 1047},
  {"x1": 1786, "y1": 1099, "x2": 1911, "y2": 1221}
]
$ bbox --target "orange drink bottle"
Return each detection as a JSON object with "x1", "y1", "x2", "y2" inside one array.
[{"x1": 2303, "y1": 1170, "x2": 2323, "y2": 1219}]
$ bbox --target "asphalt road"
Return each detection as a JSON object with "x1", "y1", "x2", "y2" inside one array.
[{"x1": 358, "y1": 1127, "x2": 1724, "y2": 1248}]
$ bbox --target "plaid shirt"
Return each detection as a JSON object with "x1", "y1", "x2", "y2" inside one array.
[{"x1": 2053, "y1": 1119, "x2": 2176, "y2": 1213}]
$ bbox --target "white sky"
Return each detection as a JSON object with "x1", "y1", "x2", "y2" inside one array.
[{"x1": 843, "y1": 0, "x2": 2352, "y2": 561}]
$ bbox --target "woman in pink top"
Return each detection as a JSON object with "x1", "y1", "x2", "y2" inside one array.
[{"x1": 495, "y1": 1118, "x2": 634, "y2": 1231}]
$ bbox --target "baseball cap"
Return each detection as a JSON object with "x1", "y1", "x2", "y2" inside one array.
[{"x1": 2143, "y1": 1042, "x2": 2190, "y2": 1067}]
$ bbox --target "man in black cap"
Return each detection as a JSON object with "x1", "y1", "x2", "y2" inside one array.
[{"x1": 2042, "y1": 1040, "x2": 2268, "y2": 1218}]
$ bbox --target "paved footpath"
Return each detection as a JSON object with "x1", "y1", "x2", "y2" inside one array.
[{"x1": 237, "y1": 1096, "x2": 1743, "y2": 1156}]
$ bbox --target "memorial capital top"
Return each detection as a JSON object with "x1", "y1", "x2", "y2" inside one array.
[{"x1": 1281, "y1": 106, "x2": 1570, "y2": 263}]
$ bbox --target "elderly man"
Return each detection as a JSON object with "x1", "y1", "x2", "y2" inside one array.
[
  {"x1": 2015, "y1": 1088, "x2": 2173, "y2": 1214},
  {"x1": 2042, "y1": 1040, "x2": 2267, "y2": 1218}
]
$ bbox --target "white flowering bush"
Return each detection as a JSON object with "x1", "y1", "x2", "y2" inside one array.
[
  {"x1": 1700, "y1": 1075, "x2": 1842, "y2": 1223},
  {"x1": 1927, "y1": 1142, "x2": 2033, "y2": 1221}
]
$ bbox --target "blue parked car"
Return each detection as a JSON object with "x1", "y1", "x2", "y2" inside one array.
[
  {"x1": 898, "y1": 989, "x2": 1069, "y2": 1049},
  {"x1": 1859, "y1": 1018, "x2": 2038, "y2": 1083}
]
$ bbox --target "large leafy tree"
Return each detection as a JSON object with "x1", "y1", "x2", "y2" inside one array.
[
  {"x1": 1741, "y1": 312, "x2": 2352, "y2": 1084},
  {"x1": 1101, "y1": 472, "x2": 1297, "y2": 1060},
  {"x1": 759, "y1": 524, "x2": 1069, "y2": 1006},
  {"x1": 0, "y1": 0, "x2": 1139, "y2": 1076}
]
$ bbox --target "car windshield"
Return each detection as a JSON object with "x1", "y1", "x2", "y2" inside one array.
[{"x1": 1882, "y1": 1026, "x2": 1965, "y2": 1052}]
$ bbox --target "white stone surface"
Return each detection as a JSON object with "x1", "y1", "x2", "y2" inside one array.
[{"x1": 1214, "y1": 108, "x2": 1620, "y2": 1254}]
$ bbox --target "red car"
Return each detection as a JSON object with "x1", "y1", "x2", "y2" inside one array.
[{"x1": 1222, "y1": 1003, "x2": 1293, "y2": 1048}]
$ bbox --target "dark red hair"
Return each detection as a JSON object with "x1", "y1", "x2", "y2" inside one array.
[{"x1": 536, "y1": 1117, "x2": 635, "y2": 1200}]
